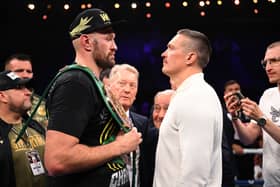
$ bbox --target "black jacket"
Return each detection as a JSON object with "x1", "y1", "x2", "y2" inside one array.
[
  {"x1": 222, "y1": 107, "x2": 235, "y2": 187},
  {"x1": 129, "y1": 112, "x2": 159, "y2": 187}
]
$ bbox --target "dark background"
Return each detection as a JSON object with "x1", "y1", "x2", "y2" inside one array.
[{"x1": 2, "y1": 0, "x2": 280, "y2": 115}]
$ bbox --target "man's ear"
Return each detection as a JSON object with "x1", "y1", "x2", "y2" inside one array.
[
  {"x1": 185, "y1": 52, "x2": 196, "y2": 65},
  {"x1": 80, "y1": 35, "x2": 93, "y2": 51},
  {"x1": 0, "y1": 91, "x2": 8, "y2": 104}
]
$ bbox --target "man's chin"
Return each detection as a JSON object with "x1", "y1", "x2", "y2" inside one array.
[
  {"x1": 25, "y1": 105, "x2": 32, "y2": 112},
  {"x1": 119, "y1": 102, "x2": 130, "y2": 110},
  {"x1": 268, "y1": 77, "x2": 278, "y2": 84},
  {"x1": 162, "y1": 68, "x2": 170, "y2": 76},
  {"x1": 96, "y1": 60, "x2": 114, "y2": 69}
]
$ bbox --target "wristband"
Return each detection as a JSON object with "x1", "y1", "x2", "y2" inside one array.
[{"x1": 232, "y1": 114, "x2": 238, "y2": 121}]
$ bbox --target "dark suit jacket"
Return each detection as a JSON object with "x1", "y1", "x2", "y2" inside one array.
[
  {"x1": 222, "y1": 107, "x2": 235, "y2": 187},
  {"x1": 129, "y1": 111, "x2": 148, "y2": 136},
  {"x1": 129, "y1": 111, "x2": 158, "y2": 187}
]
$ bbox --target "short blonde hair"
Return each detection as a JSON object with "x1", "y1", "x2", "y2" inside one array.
[
  {"x1": 154, "y1": 89, "x2": 175, "y2": 101},
  {"x1": 109, "y1": 64, "x2": 139, "y2": 81}
]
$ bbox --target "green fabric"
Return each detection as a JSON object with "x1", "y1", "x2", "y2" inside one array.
[
  {"x1": 28, "y1": 94, "x2": 48, "y2": 128},
  {"x1": 16, "y1": 64, "x2": 129, "y2": 142}
]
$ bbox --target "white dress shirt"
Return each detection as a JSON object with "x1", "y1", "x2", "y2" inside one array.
[
  {"x1": 125, "y1": 111, "x2": 140, "y2": 187},
  {"x1": 153, "y1": 73, "x2": 223, "y2": 187}
]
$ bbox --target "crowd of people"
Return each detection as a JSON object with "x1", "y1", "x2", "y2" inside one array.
[{"x1": 1, "y1": 7, "x2": 280, "y2": 187}]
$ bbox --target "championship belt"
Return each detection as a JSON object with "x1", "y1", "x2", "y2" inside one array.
[
  {"x1": 16, "y1": 64, "x2": 130, "y2": 142},
  {"x1": 104, "y1": 86, "x2": 132, "y2": 132}
]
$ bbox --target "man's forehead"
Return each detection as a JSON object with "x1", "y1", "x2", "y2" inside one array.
[
  {"x1": 266, "y1": 46, "x2": 280, "y2": 57},
  {"x1": 119, "y1": 69, "x2": 137, "y2": 77},
  {"x1": 8, "y1": 59, "x2": 31, "y2": 66}
]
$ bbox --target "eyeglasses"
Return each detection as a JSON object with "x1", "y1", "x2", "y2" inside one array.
[{"x1": 261, "y1": 57, "x2": 280, "y2": 69}]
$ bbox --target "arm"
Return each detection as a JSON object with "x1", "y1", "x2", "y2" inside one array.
[
  {"x1": 232, "y1": 143, "x2": 244, "y2": 155},
  {"x1": 224, "y1": 93, "x2": 261, "y2": 145},
  {"x1": 231, "y1": 119, "x2": 261, "y2": 145},
  {"x1": 241, "y1": 98, "x2": 280, "y2": 144},
  {"x1": 262, "y1": 119, "x2": 280, "y2": 143},
  {"x1": 45, "y1": 127, "x2": 142, "y2": 176},
  {"x1": 45, "y1": 73, "x2": 142, "y2": 175}
]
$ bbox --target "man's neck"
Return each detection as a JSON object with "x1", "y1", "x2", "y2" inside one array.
[
  {"x1": 171, "y1": 69, "x2": 202, "y2": 90},
  {"x1": 75, "y1": 54, "x2": 102, "y2": 78},
  {"x1": 0, "y1": 109, "x2": 23, "y2": 125}
]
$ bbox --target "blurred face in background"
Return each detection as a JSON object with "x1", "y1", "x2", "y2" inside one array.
[
  {"x1": 109, "y1": 69, "x2": 138, "y2": 111},
  {"x1": 1, "y1": 86, "x2": 32, "y2": 114},
  {"x1": 224, "y1": 83, "x2": 240, "y2": 95},
  {"x1": 152, "y1": 91, "x2": 174, "y2": 128},
  {"x1": 5, "y1": 59, "x2": 33, "y2": 79}
]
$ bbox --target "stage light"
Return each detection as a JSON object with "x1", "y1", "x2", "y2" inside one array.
[
  {"x1": 146, "y1": 13, "x2": 152, "y2": 19},
  {"x1": 234, "y1": 0, "x2": 240, "y2": 6},
  {"x1": 253, "y1": 8, "x2": 259, "y2": 14},
  {"x1": 47, "y1": 4, "x2": 52, "y2": 10},
  {"x1": 200, "y1": 11, "x2": 206, "y2": 16},
  {"x1": 64, "y1": 4, "x2": 70, "y2": 10},
  {"x1": 114, "y1": 3, "x2": 120, "y2": 9},
  {"x1": 131, "y1": 2, "x2": 137, "y2": 9},
  {"x1": 81, "y1": 4, "x2": 86, "y2": 9},
  {"x1": 182, "y1": 1, "x2": 188, "y2": 7},
  {"x1": 87, "y1": 3, "x2": 92, "y2": 8},
  {"x1": 165, "y1": 2, "x2": 171, "y2": 8},
  {"x1": 27, "y1": 3, "x2": 35, "y2": 10},
  {"x1": 145, "y1": 2, "x2": 151, "y2": 7},
  {"x1": 199, "y1": 1, "x2": 205, "y2": 7},
  {"x1": 217, "y1": 0, "x2": 223, "y2": 5},
  {"x1": 253, "y1": 0, "x2": 258, "y2": 3},
  {"x1": 206, "y1": 0, "x2": 211, "y2": 5},
  {"x1": 42, "y1": 14, "x2": 48, "y2": 20}
]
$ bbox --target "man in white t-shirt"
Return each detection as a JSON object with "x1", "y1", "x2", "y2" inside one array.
[{"x1": 224, "y1": 41, "x2": 280, "y2": 187}]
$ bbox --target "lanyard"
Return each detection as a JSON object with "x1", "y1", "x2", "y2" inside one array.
[{"x1": 11, "y1": 124, "x2": 32, "y2": 148}]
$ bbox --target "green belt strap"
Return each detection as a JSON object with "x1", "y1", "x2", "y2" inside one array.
[{"x1": 16, "y1": 64, "x2": 130, "y2": 142}]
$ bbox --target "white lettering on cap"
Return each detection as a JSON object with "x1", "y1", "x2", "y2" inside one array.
[{"x1": 7, "y1": 72, "x2": 20, "y2": 80}]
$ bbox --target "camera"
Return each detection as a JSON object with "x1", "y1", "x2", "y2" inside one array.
[{"x1": 232, "y1": 91, "x2": 251, "y2": 123}]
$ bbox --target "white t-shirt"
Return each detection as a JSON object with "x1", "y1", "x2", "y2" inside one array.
[{"x1": 259, "y1": 87, "x2": 280, "y2": 187}]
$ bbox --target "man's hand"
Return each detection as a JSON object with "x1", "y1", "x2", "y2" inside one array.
[
  {"x1": 232, "y1": 144, "x2": 244, "y2": 155},
  {"x1": 224, "y1": 92, "x2": 241, "y2": 117},
  {"x1": 240, "y1": 98, "x2": 264, "y2": 121},
  {"x1": 115, "y1": 127, "x2": 142, "y2": 155}
]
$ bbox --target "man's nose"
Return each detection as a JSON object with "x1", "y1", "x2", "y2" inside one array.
[
  {"x1": 158, "y1": 109, "x2": 166, "y2": 118},
  {"x1": 19, "y1": 71, "x2": 33, "y2": 79}
]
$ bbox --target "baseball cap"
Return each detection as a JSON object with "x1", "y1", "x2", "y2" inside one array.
[
  {"x1": 0, "y1": 71, "x2": 31, "y2": 91},
  {"x1": 69, "y1": 8, "x2": 124, "y2": 40}
]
